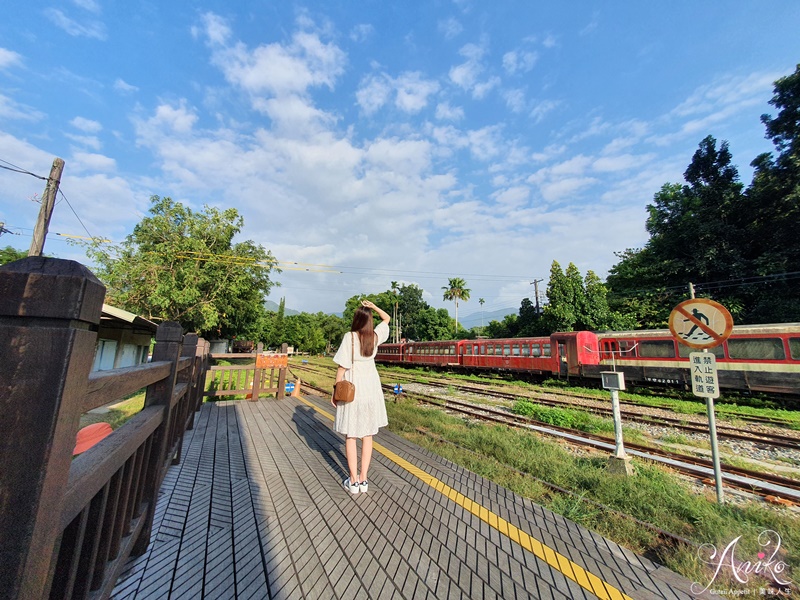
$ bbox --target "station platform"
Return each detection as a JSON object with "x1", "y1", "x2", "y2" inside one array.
[{"x1": 111, "y1": 393, "x2": 700, "y2": 599}]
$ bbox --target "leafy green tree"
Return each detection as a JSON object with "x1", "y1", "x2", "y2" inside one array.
[
  {"x1": 414, "y1": 307, "x2": 454, "y2": 340},
  {"x1": 485, "y1": 313, "x2": 518, "y2": 338},
  {"x1": 396, "y1": 284, "x2": 428, "y2": 341},
  {"x1": 0, "y1": 246, "x2": 27, "y2": 266},
  {"x1": 85, "y1": 195, "x2": 277, "y2": 338},
  {"x1": 741, "y1": 64, "x2": 800, "y2": 322},
  {"x1": 541, "y1": 261, "x2": 577, "y2": 332},
  {"x1": 442, "y1": 277, "x2": 470, "y2": 334},
  {"x1": 284, "y1": 313, "x2": 327, "y2": 354}
]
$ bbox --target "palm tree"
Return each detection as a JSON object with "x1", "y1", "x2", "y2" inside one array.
[
  {"x1": 442, "y1": 277, "x2": 470, "y2": 335},
  {"x1": 479, "y1": 298, "x2": 485, "y2": 329}
]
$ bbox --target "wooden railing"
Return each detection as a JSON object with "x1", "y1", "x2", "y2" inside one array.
[
  {"x1": 0, "y1": 257, "x2": 210, "y2": 600},
  {"x1": 205, "y1": 345, "x2": 288, "y2": 401}
]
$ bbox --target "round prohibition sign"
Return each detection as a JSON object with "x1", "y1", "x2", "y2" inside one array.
[{"x1": 668, "y1": 298, "x2": 734, "y2": 349}]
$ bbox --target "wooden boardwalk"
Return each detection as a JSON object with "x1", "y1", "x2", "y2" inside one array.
[{"x1": 112, "y1": 394, "x2": 699, "y2": 600}]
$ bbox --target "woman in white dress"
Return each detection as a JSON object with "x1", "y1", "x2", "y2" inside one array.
[{"x1": 331, "y1": 300, "x2": 391, "y2": 494}]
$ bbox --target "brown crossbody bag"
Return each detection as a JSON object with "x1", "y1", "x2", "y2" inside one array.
[{"x1": 332, "y1": 333, "x2": 356, "y2": 404}]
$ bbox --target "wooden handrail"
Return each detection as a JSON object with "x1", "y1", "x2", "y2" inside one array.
[{"x1": 0, "y1": 257, "x2": 212, "y2": 600}]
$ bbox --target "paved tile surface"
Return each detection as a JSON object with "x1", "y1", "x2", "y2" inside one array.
[{"x1": 111, "y1": 395, "x2": 700, "y2": 599}]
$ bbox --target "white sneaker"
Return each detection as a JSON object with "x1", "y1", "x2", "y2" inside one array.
[
  {"x1": 344, "y1": 477, "x2": 359, "y2": 494},
  {"x1": 359, "y1": 480, "x2": 368, "y2": 493}
]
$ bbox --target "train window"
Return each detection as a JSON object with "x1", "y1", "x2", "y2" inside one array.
[
  {"x1": 678, "y1": 344, "x2": 723, "y2": 358},
  {"x1": 618, "y1": 340, "x2": 637, "y2": 357},
  {"x1": 638, "y1": 341, "x2": 676, "y2": 358},
  {"x1": 790, "y1": 338, "x2": 800, "y2": 360},
  {"x1": 542, "y1": 344, "x2": 551, "y2": 357},
  {"x1": 512, "y1": 345, "x2": 520, "y2": 356},
  {"x1": 522, "y1": 345, "x2": 530, "y2": 357},
  {"x1": 727, "y1": 338, "x2": 785, "y2": 360},
  {"x1": 450, "y1": 345, "x2": 455, "y2": 355},
  {"x1": 532, "y1": 345, "x2": 540, "y2": 357},
  {"x1": 503, "y1": 344, "x2": 511, "y2": 356},
  {"x1": 465, "y1": 345, "x2": 472, "y2": 355},
  {"x1": 487, "y1": 345, "x2": 495, "y2": 355}
]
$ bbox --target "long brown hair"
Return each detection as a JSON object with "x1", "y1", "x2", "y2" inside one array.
[{"x1": 351, "y1": 306, "x2": 376, "y2": 356}]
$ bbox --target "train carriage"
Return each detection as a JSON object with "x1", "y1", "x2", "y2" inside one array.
[
  {"x1": 403, "y1": 340, "x2": 466, "y2": 367},
  {"x1": 375, "y1": 342, "x2": 404, "y2": 363},
  {"x1": 375, "y1": 323, "x2": 799, "y2": 398},
  {"x1": 595, "y1": 323, "x2": 800, "y2": 394},
  {"x1": 461, "y1": 337, "x2": 558, "y2": 375}
]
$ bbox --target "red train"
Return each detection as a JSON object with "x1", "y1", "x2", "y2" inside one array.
[{"x1": 376, "y1": 324, "x2": 800, "y2": 397}]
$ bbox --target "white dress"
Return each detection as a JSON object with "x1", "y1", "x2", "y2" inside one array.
[{"x1": 332, "y1": 321, "x2": 390, "y2": 438}]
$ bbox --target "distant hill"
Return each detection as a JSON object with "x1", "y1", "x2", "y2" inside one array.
[
  {"x1": 264, "y1": 300, "x2": 300, "y2": 316},
  {"x1": 458, "y1": 306, "x2": 518, "y2": 330}
]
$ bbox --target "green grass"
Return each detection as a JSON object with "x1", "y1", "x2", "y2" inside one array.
[
  {"x1": 511, "y1": 400, "x2": 616, "y2": 435},
  {"x1": 385, "y1": 398, "x2": 800, "y2": 592},
  {"x1": 79, "y1": 390, "x2": 147, "y2": 430}
]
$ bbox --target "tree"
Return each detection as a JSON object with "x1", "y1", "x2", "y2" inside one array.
[
  {"x1": 415, "y1": 307, "x2": 454, "y2": 340},
  {"x1": 541, "y1": 261, "x2": 577, "y2": 332},
  {"x1": 0, "y1": 246, "x2": 27, "y2": 266},
  {"x1": 442, "y1": 277, "x2": 470, "y2": 334},
  {"x1": 85, "y1": 196, "x2": 278, "y2": 338},
  {"x1": 479, "y1": 298, "x2": 485, "y2": 330},
  {"x1": 396, "y1": 284, "x2": 428, "y2": 341}
]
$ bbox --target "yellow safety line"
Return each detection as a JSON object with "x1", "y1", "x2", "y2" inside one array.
[{"x1": 297, "y1": 396, "x2": 634, "y2": 600}]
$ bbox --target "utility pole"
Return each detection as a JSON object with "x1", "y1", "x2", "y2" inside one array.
[
  {"x1": 688, "y1": 282, "x2": 695, "y2": 299},
  {"x1": 530, "y1": 278, "x2": 543, "y2": 313},
  {"x1": 28, "y1": 157, "x2": 65, "y2": 257}
]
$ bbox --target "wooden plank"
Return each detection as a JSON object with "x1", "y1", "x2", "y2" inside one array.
[
  {"x1": 62, "y1": 406, "x2": 163, "y2": 528},
  {"x1": 84, "y1": 362, "x2": 172, "y2": 412}
]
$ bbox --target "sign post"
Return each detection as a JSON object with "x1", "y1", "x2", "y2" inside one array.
[
  {"x1": 669, "y1": 298, "x2": 733, "y2": 504},
  {"x1": 601, "y1": 371, "x2": 634, "y2": 476}
]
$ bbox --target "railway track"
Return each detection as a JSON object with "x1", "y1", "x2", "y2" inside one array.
[
  {"x1": 427, "y1": 381, "x2": 800, "y2": 450},
  {"x1": 404, "y1": 389, "x2": 800, "y2": 505},
  {"x1": 294, "y1": 373, "x2": 800, "y2": 505},
  {"x1": 291, "y1": 362, "x2": 799, "y2": 448}
]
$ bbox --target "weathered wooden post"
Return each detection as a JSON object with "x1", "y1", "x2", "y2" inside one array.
[
  {"x1": 131, "y1": 321, "x2": 182, "y2": 556},
  {"x1": 171, "y1": 333, "x2": 198, "y2": 464},
  {"x1": 0, "y1": 257, "x2": 105, "y2": 600}
]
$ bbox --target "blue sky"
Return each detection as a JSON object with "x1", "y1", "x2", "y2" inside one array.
[{"x1": 1, "y1": 2, "x2": 799, "y2": 317}]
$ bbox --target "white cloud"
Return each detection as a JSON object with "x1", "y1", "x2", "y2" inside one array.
[
  {"x1": 670, "y1": 71, "x2": 777, "y2": 118},
  {"x1": 503, "y1": 89, "x2": 526, "y2": 113},
  {"x1": 210, "y1": 30, "x2": 346, "y2": 98},
  {"x1": 0, "y1": 94, "x2": 45, "y2": 121},
  {"x1": 394, "y1": 72, "x2": 439, "y2": 113},
  {"x1": 502, "y1": 50, "x2": 538, "y2": 75},
  {"x1": 70, "y1": 116, "x2": 102, "y2": 133},
  {"x1": 438, "y1": 17, "x2": 463, "y2": 40},
  {"x1": 0, "y1": 48, "x2": 22, "y2": 70},
  {"x1": 71, "y1": 151, "x2": 116, "y2": 172},
  {"x1": 529, "y1": 99, "x2": 559, "y2": 123},
  {"x1": 593, "y1": 153, "x2": 654, "y2": 173},
  {"x1": 435, "y1": 102, "x2": 464, "y2": 121},
  {"x1": 72, "y1": 0, "x2": 102, "y2": 13},
  {"x1": 145, "y1": 102, "x2": 199, "y2": 134},
  {"x1": 349, "y1": 23, "x2": 374, "y2": 42},
  {"x1": 356, "y1": 74, "x2": 392, "y2": 115},
  {"x1": 492, "y1": 185, "x2": 530, "y2": 208},
  {"x1": 114, "y1": 78, "x2": 138, "y2": 94},
  {"x1": 44, "y1": 8, "x2": 106, "y2": 40},
  {"x1": 356, "y1": 71, "x2": 439, "y2": 115},
  {"x1": 65, "y1": 133, "x2": 102, "y2": 150}
]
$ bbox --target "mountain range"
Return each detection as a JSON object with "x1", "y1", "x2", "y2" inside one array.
[{"x1": 264, "y1": 300, "x2": 518, "y2": 329}]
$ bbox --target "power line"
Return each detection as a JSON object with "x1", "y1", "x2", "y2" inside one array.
[
  {"x1": 0, "y1": 158, "x2": 47, "y2": 180},
  {"x1": 56, "y1": 189, "x2": 95, "y2": 241}
]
